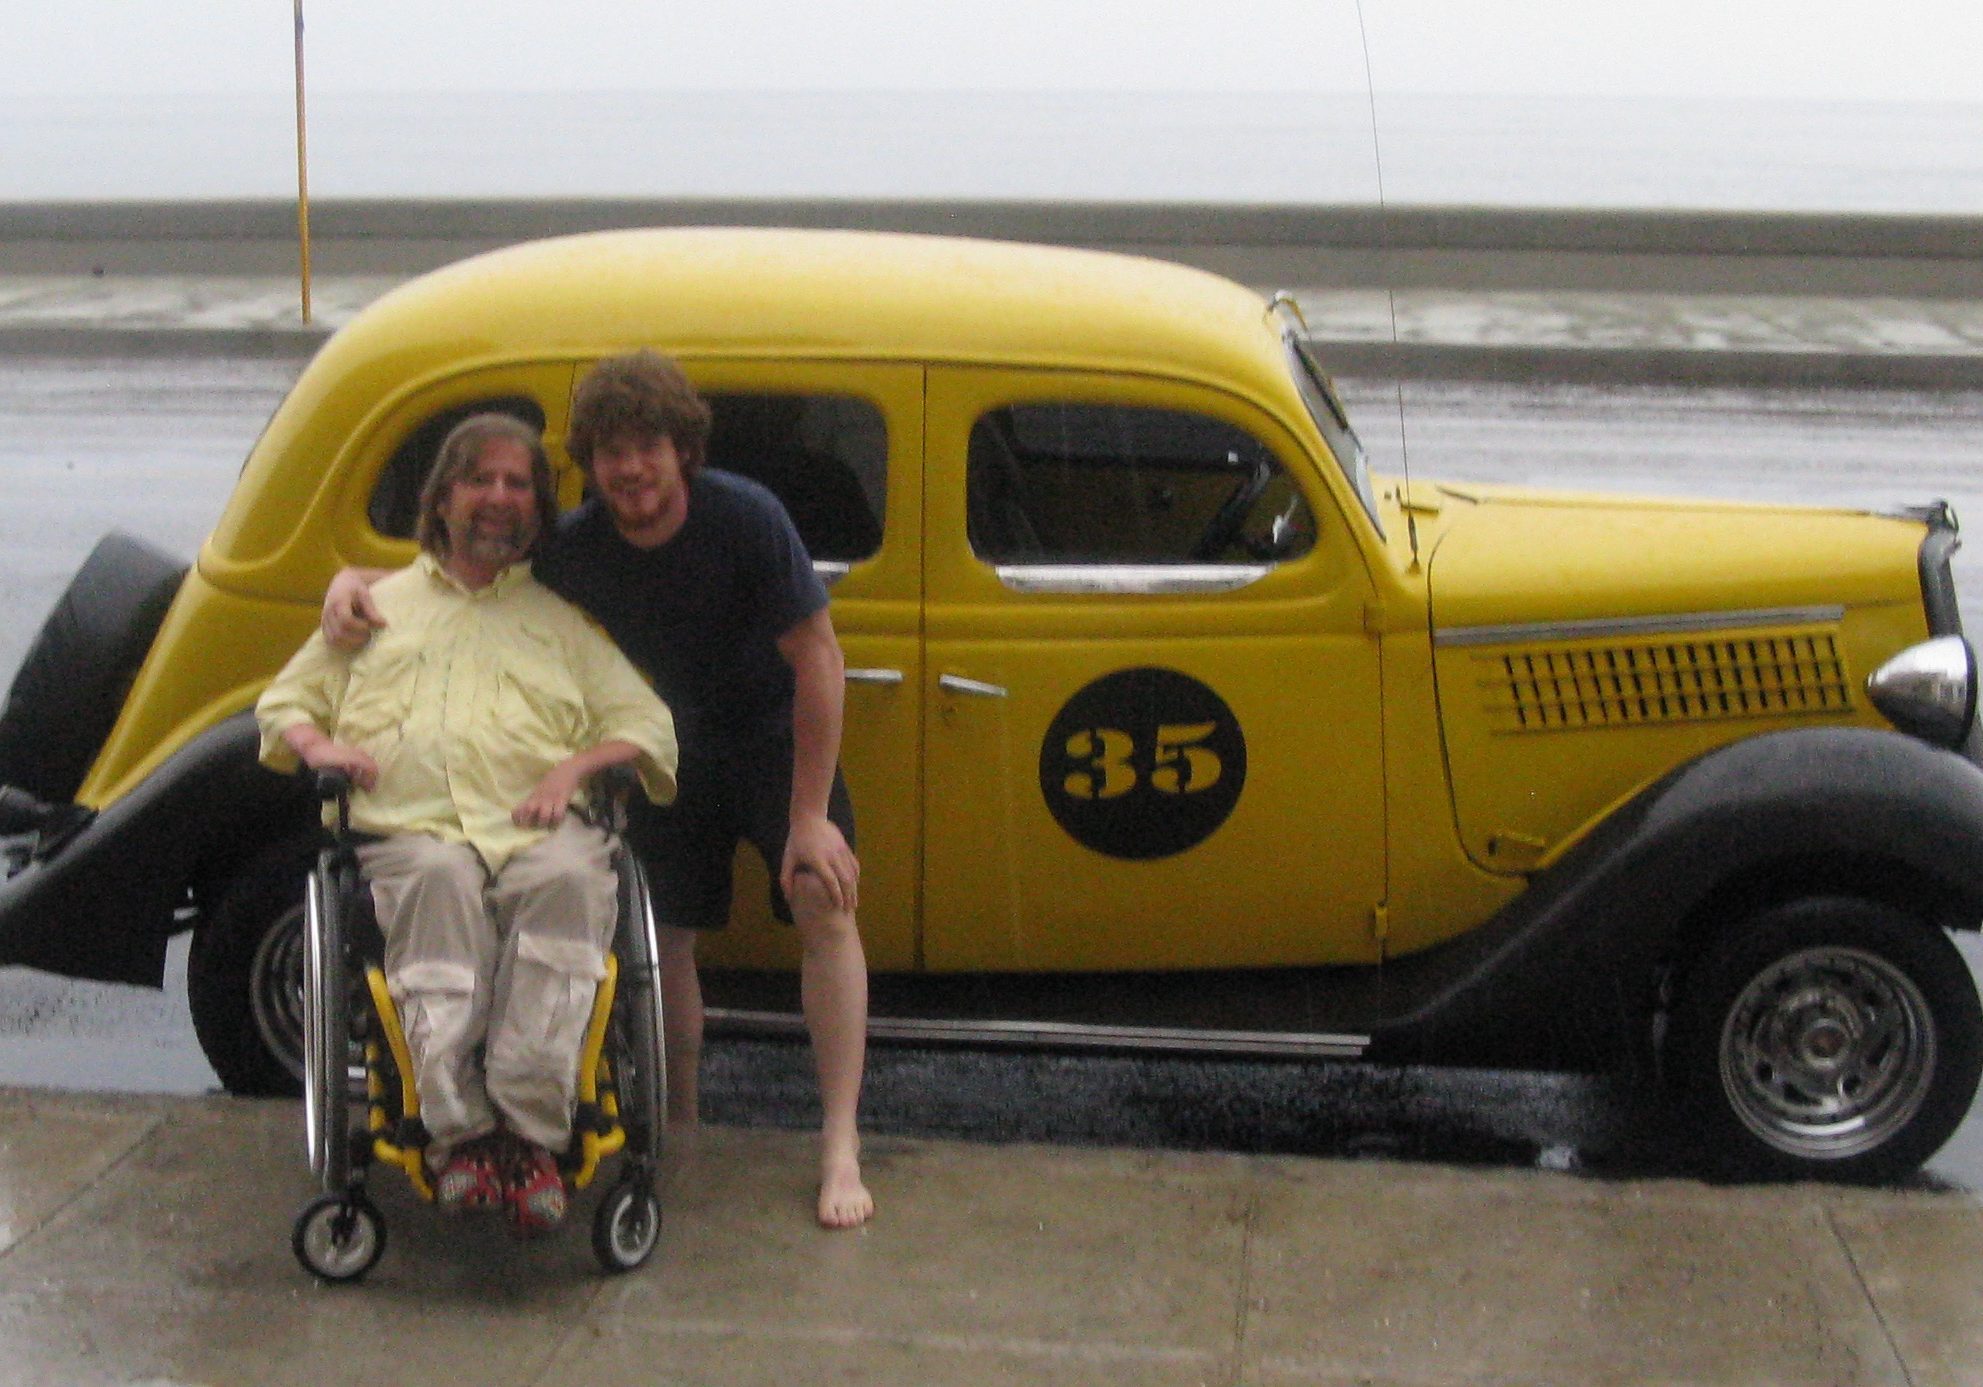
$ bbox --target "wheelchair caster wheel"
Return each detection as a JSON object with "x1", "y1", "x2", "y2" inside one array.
[
  {"x1": 294, "y1": 1193, "x2": 387, "y2": 1283},
  {"x1": 592, "y1": 1180, "x2": 661, "y2": 1273}
]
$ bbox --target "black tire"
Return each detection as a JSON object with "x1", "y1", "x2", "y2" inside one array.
[
  {"x1": 592, "y1": 1179, "x2": 661, "y2": 1273},
  {"x1": 188, "y1": 835, "x2": 319, "y2": 1096},
  {"x1": 0, "y1": 532, "x2": 186, "y2": 803},
  {"x1": 1667, "y1": 897, "x2": 1983, "y2": 1183},
  {"x1": 293, "y1": 1193, "x2": 386, "y2": 1283}
]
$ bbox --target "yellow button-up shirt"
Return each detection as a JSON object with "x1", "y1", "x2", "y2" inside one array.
[{"x1": 256, "y1": 555, "x2": 677, "y2": 871}]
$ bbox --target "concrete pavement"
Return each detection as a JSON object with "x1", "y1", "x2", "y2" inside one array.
[{"x1": 2, "y1": 1086, "x2": 1980, "y2": 1386}]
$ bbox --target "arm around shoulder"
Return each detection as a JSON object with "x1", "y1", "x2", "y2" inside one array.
[{"x1": 322, "y1": 566, "x2": 392, "y2": 650}]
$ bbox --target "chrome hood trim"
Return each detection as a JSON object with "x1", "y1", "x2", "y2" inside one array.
[{"x1": 1437, "y1": 605, "x2": 1846, "y2": 649}]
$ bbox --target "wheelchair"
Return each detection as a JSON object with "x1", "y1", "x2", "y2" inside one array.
[{"x1": 290, "y1": 769, "x2": 667, "y2": 1282}]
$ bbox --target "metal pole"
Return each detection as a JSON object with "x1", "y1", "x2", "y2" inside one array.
[{"x1": 293, "y1": 0, "x2": 313, "y2": 325}]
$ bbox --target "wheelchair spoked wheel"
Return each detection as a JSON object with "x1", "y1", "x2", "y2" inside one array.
[
  {"x1": 301, "y1": 854, "x2": 353, "y2": 1189},
  {"x1": 294, "y1": 1192, "x2": 387, "y2": 1283}
]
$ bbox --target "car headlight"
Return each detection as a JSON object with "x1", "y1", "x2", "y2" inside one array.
[{"x1": 1867, "y1": 635, "x2": 1979, "y2": 748}]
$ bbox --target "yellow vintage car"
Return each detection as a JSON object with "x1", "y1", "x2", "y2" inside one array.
[{"x1": 3, "y1": 228, "x2": 1981, "y2": 1181}]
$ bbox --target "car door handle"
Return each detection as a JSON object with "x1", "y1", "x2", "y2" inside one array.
[
  {"x1": 939, "y1": 674, "x2": 1008, "y2": 698},
  {"x1": 844, "y1": 668, "x2": 905, "y2": 686}
]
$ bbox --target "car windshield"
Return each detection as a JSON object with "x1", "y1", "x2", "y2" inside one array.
[{"x1": 1286, "y1": 334, "x2": 1383, "y2": 537}]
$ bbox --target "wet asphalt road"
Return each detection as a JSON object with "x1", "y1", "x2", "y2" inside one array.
[{"x1": 2, "y1": 354, "x2": 1982, "y2": 1188}]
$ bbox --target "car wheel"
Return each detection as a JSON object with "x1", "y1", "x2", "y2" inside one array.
[
  {"x1": 0, "y1": 532, "x2": 185, "y2": 804},
  {"x1": 188, "y1": 836, "x2": 318, "y2": 1096},
  {"x1": 1668, "y1": 897, "x2": 1983, "y2": 1183}
]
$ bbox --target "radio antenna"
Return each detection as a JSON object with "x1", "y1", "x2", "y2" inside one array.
[{"x1": 1351, "y1": 0, "x2": 1419, "y2": 569}]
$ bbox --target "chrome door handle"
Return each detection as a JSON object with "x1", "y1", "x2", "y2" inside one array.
[
  {"x1": 844, "y1": 668, "x2": 905, "y2": 686},
  {"x1": 939, "y1": 674, "x2": 1008, "y2": 698}
]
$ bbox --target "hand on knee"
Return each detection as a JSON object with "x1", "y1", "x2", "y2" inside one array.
[{"x1": 788, "y1": 868, "x2": 854, "y2": 929}]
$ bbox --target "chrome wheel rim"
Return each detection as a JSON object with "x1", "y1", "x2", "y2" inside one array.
[{"x1": 1719, "y1": 945, "x2": 1937, "y2": 1161}]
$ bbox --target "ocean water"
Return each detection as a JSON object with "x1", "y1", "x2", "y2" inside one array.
[{"x1": 2, "y1": 89, "x2": 1979, "y2": 211}]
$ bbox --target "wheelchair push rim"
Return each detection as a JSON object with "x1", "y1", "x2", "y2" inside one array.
[
  {"x1": 614, "y1": 850, "x2": 668, "y2": 1169},
  {"x1": 302, "y1": 860, "x2": 351, "y2": 1190}
]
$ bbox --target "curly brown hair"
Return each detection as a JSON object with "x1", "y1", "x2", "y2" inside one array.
[
  {"x1": 566, "y1": 350, "x2": 713, "y2": 481},
  {"x1": 415, "y1": 413, "x2": 557, "y2": 561}
]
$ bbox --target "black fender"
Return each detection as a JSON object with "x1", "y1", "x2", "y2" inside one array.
[
  {"x1": 1366, "y1": 726, "x2": 1983, "y2": 1069},
  {"x1": 0, "y1": 532, "x2": 187, "y2": 804},
  {"x1": 0, "y1": 712, "x2": 316, "y2": 986}
]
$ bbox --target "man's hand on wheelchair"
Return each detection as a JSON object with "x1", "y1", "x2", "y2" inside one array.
[
  {"x1": 295, "y1": 733, "x2": 380, "y2": 792},
  {"x1": 513, "y1": 761, "x2": 584, "y2": 829}
]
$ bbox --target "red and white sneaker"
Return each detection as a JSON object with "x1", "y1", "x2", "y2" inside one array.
[
  {"x1": 433, "y1": 1137, "x2": 505, "y2": 1213},
  {"x1": 504, "y1": 1139, "x2": 568, "y2": 1236}
]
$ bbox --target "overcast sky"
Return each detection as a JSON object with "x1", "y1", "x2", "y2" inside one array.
[{"x1": 10, "y1": 1, "x2": 1981, "y2": 102}]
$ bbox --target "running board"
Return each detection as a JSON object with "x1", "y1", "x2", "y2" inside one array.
[{"x1": 706, "y1": 1007, "x2": 1371, "y2": 1060}]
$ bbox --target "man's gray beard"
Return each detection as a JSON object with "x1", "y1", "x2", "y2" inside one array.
[{"x1": 459, "y1": 521, "x2": 534, "y2": 569}]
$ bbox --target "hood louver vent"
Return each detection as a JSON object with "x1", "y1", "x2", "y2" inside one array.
[{"x1": 1478, "y1": 633, "x2": 1850, "y2": 733}]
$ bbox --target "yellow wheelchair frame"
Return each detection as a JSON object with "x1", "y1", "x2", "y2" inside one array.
[{"x1": 290, "y1": 771, "x2": 666, "y2": 1282}]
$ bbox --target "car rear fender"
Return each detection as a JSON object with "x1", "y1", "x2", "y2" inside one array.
[
  {"x1": 1371, "y1": 725, "x2": 1983, "y2": 1069},
  {"x1": 0, "y1": 712, "x2": 315, "y2": 986}
]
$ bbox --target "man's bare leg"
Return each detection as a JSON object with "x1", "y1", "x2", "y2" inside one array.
[
  {"x1": 656, "y1": 924, "x2": 705, "y2": 1129},
  {"x1": 790, "y1": 874, "x2": 872, "y2": 1228}
]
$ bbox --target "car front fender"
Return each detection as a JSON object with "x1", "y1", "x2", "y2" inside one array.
[
  {"x1": 0, "y1": 712, "x2": 315, "y2": 986},
  {"x1": 1373, "y1": 726, "x2": 1983, "y2": 1069}
]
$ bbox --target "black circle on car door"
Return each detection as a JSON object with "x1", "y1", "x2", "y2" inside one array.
[{"x1": 1039, "y1": 667, "x2": 1246, "y2": 860}]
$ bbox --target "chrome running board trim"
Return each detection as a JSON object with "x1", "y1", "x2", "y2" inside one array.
[{"x1": 707, "y1": 1007, "x2": 1371, "y2": 1059}]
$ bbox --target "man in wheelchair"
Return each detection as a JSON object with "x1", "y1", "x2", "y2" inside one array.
[{"x1": 256, "y1": 413, "x2": 677, "y2": 1236}]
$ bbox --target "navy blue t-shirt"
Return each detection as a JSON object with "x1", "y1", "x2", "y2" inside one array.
[{"x1": 535, "y1": 469, "x2": 828, "y2": 742}]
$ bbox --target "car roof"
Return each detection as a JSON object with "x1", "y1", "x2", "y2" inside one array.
[
  {"x1": 341, "y1": 226, "x2": 1287, "y2": 383},
  {"x1": 210, "y1": 228, "x2": 1308, "y2": 580}
]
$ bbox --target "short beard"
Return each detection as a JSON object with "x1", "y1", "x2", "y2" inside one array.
[{"x1": 456, "y1": 517, "x2": 536, "y2": 570}]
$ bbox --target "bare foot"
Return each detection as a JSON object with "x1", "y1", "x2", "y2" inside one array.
[{"x1": 818, "y1": 1148, "x2": 873, "y2": 1229}]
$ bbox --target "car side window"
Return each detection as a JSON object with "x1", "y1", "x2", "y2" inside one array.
[
  {"x1": 704, "y1": 393, "x2": 886, "y2": 563},
  {"x1": 967, "y1": 402, "x2": 1316, "y2": 567},
  {"x1": 367, "y1": 395, "x2": 548, "y2": 540}
]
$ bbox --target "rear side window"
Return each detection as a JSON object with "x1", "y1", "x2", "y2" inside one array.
[
  {"x1": 369, "y1": 388, "x2": 888, "y2": 563},
  {"x1": 967, "y1": 402, "x2": 1315, "y2": 566},
  {"x1": 368, "y1": 395, "x2": 547, "y2": 540},
  {"x1": 704, "y1": 392, "x2": 887, "y2": 563}
]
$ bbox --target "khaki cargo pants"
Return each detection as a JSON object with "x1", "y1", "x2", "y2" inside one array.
[{"x1": 357, "y1": 818, "x2": 617, "y2": 1162}]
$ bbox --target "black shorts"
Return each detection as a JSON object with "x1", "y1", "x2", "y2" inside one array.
[{"x1": 626, "y1": 736, "x2": 856, "y2": 931}]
